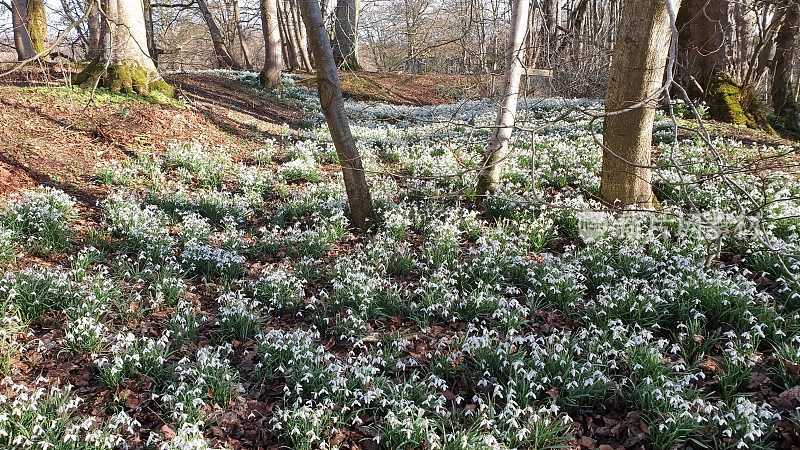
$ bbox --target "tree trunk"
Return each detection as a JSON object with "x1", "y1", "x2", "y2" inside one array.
[
  {"x1": 74, "y1": 0, "x2": 171, "y2": 97},
  {"x1": 291, "y1": 0, "x2": 313, "y2": 70},
  {"x1": 600, "y1": 0, "x2": 681, "y2": 208},
  {"x1": 196, "y1": 0, "x2": 243, "y2": 69},
  {"x1": 234, "y1": 0, "x2": 252, "y2": 69},
  {"x1": 25, "y1": 0, "x2": 46, "y2": 54},
  {"x1": 772, "y1": 2, "x2": 800, "y2": 133},
  {"x1": 332, "y1": 0, "x2": 361, "y2": 70},
  {"x1": 11, "y1": 0, "x2": 36, "y2": 60},
  {"x1": 475, "y1": 0, "x2": 530, "y2": 198},
  {"x1": 297, "y1": 0, "x2": 375, "y2": 230},
  {"x1": 677, "y1": 0, "x2": 773, "y2": 132},
  {"x1": 143, "y1": 0, "x2": 158, "y2": 65},
  {"x1": 86, "y1": 0, "x2": 102, "y2": 60},
  {"x1": 260, "y1": 0, "x2": 284, "y2": 87}
]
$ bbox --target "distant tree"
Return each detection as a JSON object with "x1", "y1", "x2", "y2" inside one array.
[
  {"x1": 600, "y1": 0, "x2": 681, "y2": 208},
  {"x1": 298, "y1": 0, "x2": 375, "y2": 230},
  {"x1": 196, "y1": 0, "x2": 243, "y2": 69},
  {"x1": 260, "y1": 0, "x2": 284, "y2": 86},
  {"x1": 11, "y1": 0, "x2": 46, "y2": 60},
  {"x1": 74, "y1": 0, "x2": 172, "y2": 97},
  {"x1": 475, "y1": 0, "x2": 530, "y2": 199},
  {"x1": 772, "y1": 1, "x2": 800, "y2": 134},
  {"x1": 332, "y1": 0, "x2": 361, "y2": 70}
]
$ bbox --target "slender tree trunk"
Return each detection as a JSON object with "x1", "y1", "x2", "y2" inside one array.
[
  {"x1": 234, "y1": 0, "x2": 252, "y2": 69},
  {"x1": 143, "y1": 0, "x2": 158, "y2": 65},
  {"x1": 260, "y1": 0, "x2": 284, "y2": 86},
  {"x1": 332, "y1": 0, "x2": 361, "y2": 70},
  {"x1": 11, "y1": 0, "x2": 36, "y2": 60},
  {"x1": 475, "y1": 0, "x2": 530, "y2": 198},
  {"x1": 600, "y1": 0, "x2": 681, "y2": 208},
  {"x1": 277, "y1": 0, "x2": 297, "y2": 69},
  {"x1": 297, "y1": 0, "x2": 375, "y2": 230},
  {"x1": 74, "y1": 0, "x2": 171, "y2": 96},
  {"x1": 291, "y1": 0, "x2": 313, "y2": 70},
  {"x1": 772, "y1": 2, "x2": 800, "y2": 132},
  {"x1": 196, "y1": 0, "x2": 243, "y2": 69}
]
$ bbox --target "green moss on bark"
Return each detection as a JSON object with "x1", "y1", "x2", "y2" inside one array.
[
  {"x1": 73, "y1": 60, "x2": 173, "y2": 98},
  {"x1": 707, "y1": 77, "x2": 775, "y2": 135},
  {"x1": 26, "y1": 0, "x2": 47, "y2": 54}
]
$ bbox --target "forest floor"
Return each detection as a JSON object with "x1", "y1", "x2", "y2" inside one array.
[{"x1": 1, "y1": 68, "x2": 800, "y2": 449}]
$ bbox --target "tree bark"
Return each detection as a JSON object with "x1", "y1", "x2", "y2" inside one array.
[
  {"x1": 11, "y1": 0, "x2": 36, "y2": 60},
  {"x1": 297, "y1": 0, "x2": 375, "y2": 230},
  {"x1": 332, "y1": 0, "x2": 361, "y2": 70},
  {"x1": 600, "y1": 0, "x2": 681, "y2": 208},
  {"x1": 86, "y1": 0, "x2": 103, "y2": 60},
  {"x1": 260, "y1": 0, "x2": 284, "y2": 87},
  {"x1": 74, "y1": 0, "x2": 171, "y2": 97},
  {"x1": 25, "y1": 0, "x2": 46, "y2": 54},
  {"x1": 475, "y1": 0, "x2": 530, "y2": 198},
  {"x1": 677, "y1": 0, "x2": 773, "y2": 132},
  {"x1": 196, "y1": 0, "x2": 243, "y2": 69},
  {"x1": 772, "y1": 2, "x2": 800, "y2": 133}
]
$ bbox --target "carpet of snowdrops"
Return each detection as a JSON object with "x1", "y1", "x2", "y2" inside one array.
[{"x1": 1, "y1": 73, "x2": 799, "y2": 449}]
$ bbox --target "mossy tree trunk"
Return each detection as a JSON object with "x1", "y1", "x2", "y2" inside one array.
[
  {"x1": 25, "y1": 0, "x2": 46, "y2": 54},
  {"x1": 772, "y1": 2, "x2": 800, "y2": 134},
  {"x1": 260, "y1": 0, "x2": 284, "y2": 87},
  {"x1": 600, "y1": 0, "x2": 681, "y2": 208},
  {"x1": 74, "y1": 0, "x2": 172, "y2": 97},
  {"x1": 475, "y1": 0, "x2": 530, "y2": 199},
  {"x1": 298, "y1": 0, "x2": 375, "y2": 230},
  {"x1": 677, "y1": 0, "x2": 774, "y2": 133}
]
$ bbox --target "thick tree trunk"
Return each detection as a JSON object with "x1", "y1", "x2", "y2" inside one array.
[
  {"x1": 297, "y1": 0, "x2": 375, "y2": 230},
  {"x1": 74, "y1": 0, "x2": 171, "y2": 97},
  {"x1": 196, "y1": 0, "x2": 243, "y2": 69},
  {"x1": 25, "y1": 0, "x2": 46, "y2": 54},
  {"x1": 86, "y1": 1, "x2": 103, "y2": 60},
  {"x1": 475, "y1": 0, "x2": 530, "y2": 198},
  {"x1": 11, "y1": 0, "x2": 36, "y2": 60},
  {"x1": 677, "y1": 0, "x2": 773, "y2": 132},
  {"x1": 600, "y1": 0, "x2": 681, "y2": 208},
  {"x1": 332, "y1": 0, "x2": 361, "y2": 70},
  {"x1": 260, "y1": 0, "x2": 284, "y2": 87},
  {"x1": 772, "y1": 2, "x2": 800, "y2": 133}
]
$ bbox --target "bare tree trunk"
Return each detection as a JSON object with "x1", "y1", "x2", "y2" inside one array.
[
  {"x1": 277, "y1": 0, "x2": 298, "y2": 69},
  {"x1": 297, "y1": 0, "x2": 375, "y2": 230},
  {"x1": 143, "y1": 0, "x2": 158, "y2": 66},
  {"x1": 196, "y1": 0, "x2": 243, "y2": 69},
  {"x1": 772, "y1": 2, "x2": 800, "y2": 133},
  {"x1": 475, "y1": 0, "x2": 530, "y2": 198},
  {"x1": 332, "y1": 0, "x2": 361, "y2": 70},
  {"x1": 74, "y1": 0, "x2": 171, "y2": 96},
  {"x1": 260, "y1": 0, "x2": 284, "y2": 86},
  {"x1": 87, "y1": 0, "x2": 102, "y2": 60},
  {"x1": 291, "y1": 0, "x2": 313, "y2": 70},
  {"x1": 600, "y1": 0, "x2": 681, "y2": 208},
  {"x1": 11, "y1": 0, "x2": 36, "y2": 60},
  {"x1": 234, "y1": 0, "x2": 252, "y2": 69}
]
